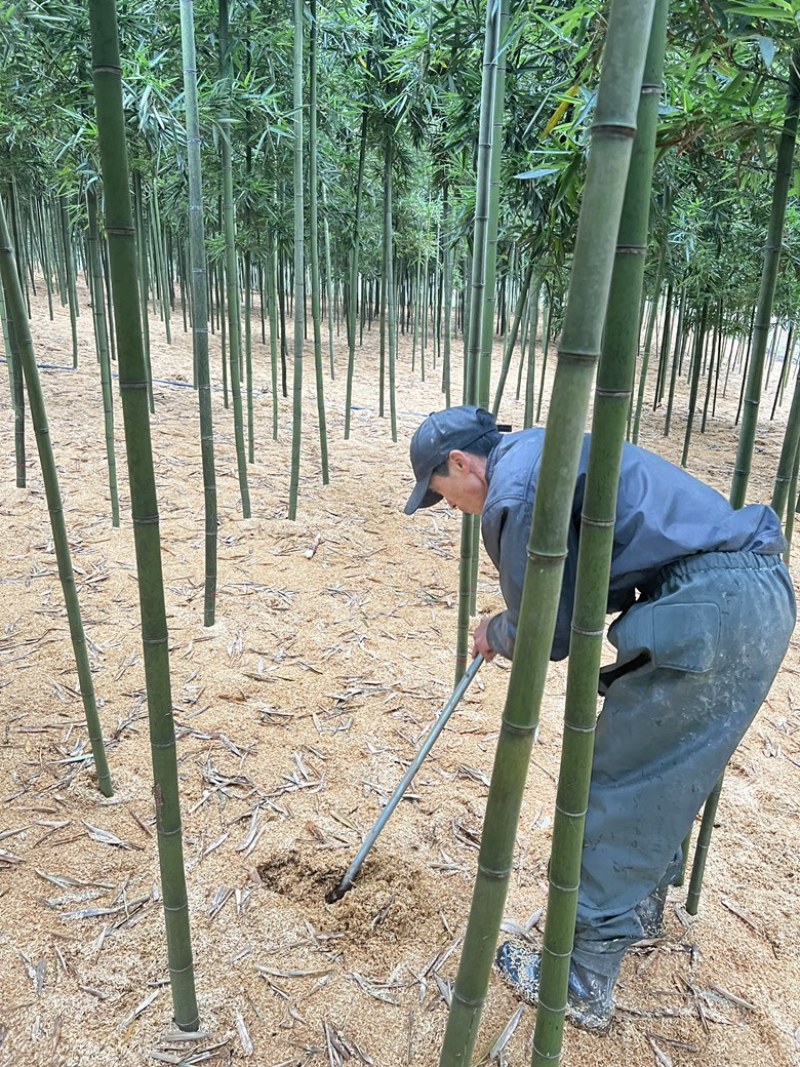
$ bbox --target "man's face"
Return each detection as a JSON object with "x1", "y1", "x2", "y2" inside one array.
[{"x1": 428, "y1": 451, "x2": 488, "y2": 515}]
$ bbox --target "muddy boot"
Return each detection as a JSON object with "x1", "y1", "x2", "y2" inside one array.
[
  {"x1": 495, "y1": 941, "x2": 622, "y2": 1032},
  {"x1": 634, "y1": 885, "x2": 668, "y2": 938}
]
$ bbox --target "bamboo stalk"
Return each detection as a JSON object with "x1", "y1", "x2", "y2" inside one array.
[
  {"x1": 308, "y1": 0, "x2": 330, "y2": 482},
  {"x1": 179, "y1": 0, "x2": 219, "y2": 626},
  {"x1": 218, "y1": 0, "x2": 251, "y2": 519},
  {"x1": 0, "y1": 199, "x2": 113, "y2": 797},
  {"x1": 88, "y1": 0, "x2": 199, "y2": 1028},
  {"x1": 438, "y1": 3, "x2": 656, "y2": 1062},
  {"x1": 288, "y1": 0, "x2": 305, "y2": 519},
  {"x1": 533, "y1": 6, "x2": 665, "y2": 1058},
  {"x1": 730, "y1": 47, "x2": 800, "y2": 507},
  {"x1": 691, "y1": 43, "x2": 800, "y2": 913}
]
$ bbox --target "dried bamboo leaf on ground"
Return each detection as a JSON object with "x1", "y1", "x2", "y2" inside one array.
[
  {"x1": 149, "y1": 1038, "x2": 231, "y2": 1065},
  {"x1": 706, "y1": 982, "x2": 756, "y2": 1011},
  {"x1": 257, "y1": 965, "x2": 334, "y2": 980},
  {"x1": 82, "y1": 822, "x2": 142, "y2": 850},
  {"x1": 647, "y1": 1034, "x2": 674, "y2": 1067},
  {"x1": 645, "y1": 1032, "x2": 700, "y2": 1054},
  {"x1": 116, "y1": 988, "x2": 160, "y2": 1030},
  {"x1": 0, "y1": 825, "x2": 31, "y2": 841},
  {"x1": 473, "y1": 1005, "x2": 525, "y2": 1064},
  {"x1": 322, "y1": 1020, "x2": 373, "y2": 1065},
  {"x1": 158, "y1": 1031, "x2": 214, "y2": 1044},
  {"x1": 346, "y1": 971, "x2": 400, "y2": 1006},
  {"x1": 19, "y1": 953, "x2": 46, "y2": 995},
  {"x1": 209, "y1": 885, "x2": 234, "y2": 919},
  {"x1": 234, "y1": 1011, "x2": 254, "y2": 1056},
  {"x1": 34, "y1": 867, "x2": 115, "y2": 890},
  {"x1": 720, "y1": 897, "x2": 780, "y2": 955}
]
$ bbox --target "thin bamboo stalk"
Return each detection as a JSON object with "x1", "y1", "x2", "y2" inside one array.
[
  {"x1": 344, "y1": 111, "x2": 368, "y2": 439},
  {"x1": 308, "y1": 0, "x2": 329, "y2": 482},
  {"x1": 730, "y1": 47, "x2": 800, "y2": 507},
  {"x1": 287, "y1": 0, "x2": 305, "y2": 520},
  {"x1": 86, "y1": 190, "x2": 120, "y2": 527},
  {"x1": 681, "y1": 299, "x2": 708, "y2": 467},
  {"x1": 0, "y1": 199, "x2": 113, "y2": 798},
  {"x1": 180, "y1": 0, "x2": 218, "y2": 626},
  {"x1": 691, "y1": 43, "x2": 800, "y2": 913},
  {"x1": 219, "y1": 0, "x2": 251, "y2": 518}
]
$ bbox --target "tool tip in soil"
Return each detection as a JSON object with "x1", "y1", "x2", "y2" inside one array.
[{"x1": 325, "y1": 881, "x2": 350, "y2": 904}]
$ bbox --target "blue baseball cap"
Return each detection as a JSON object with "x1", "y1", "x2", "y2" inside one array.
[{"x1": 404, "y1": 406, "x2": 499, "y2": 515}]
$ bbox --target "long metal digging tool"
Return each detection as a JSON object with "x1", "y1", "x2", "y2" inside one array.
[{"x1": 327, "y1": 654, "x2": 485, "y2": 903}]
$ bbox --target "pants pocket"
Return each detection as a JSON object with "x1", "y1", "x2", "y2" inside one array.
[
  {"x1": 651, "y1": 602, "x2": 720, "y2": 673},
  {"x1": 608, "y1": 599, "x2": 721, "y2": 675}
]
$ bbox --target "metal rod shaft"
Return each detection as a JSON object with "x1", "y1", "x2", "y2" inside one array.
[{"x1": 331, "y1": 654, "x2": 484, "y2": 900}]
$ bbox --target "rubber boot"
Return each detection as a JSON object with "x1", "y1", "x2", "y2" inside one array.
[{"x1": 495, "y1": 940, "x2": 624, "y2": 1032}]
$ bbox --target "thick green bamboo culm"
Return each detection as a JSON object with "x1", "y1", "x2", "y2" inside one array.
[
  {"x1": 730, "y1": 47, "x2": 800, "y2": 509},
  {"x1": 533, "y1": 5, "x2": 665, "y2": 1060},
  {"x1": 179, "y1": 0, "x2": 218, "y2": 627},
  {"x1": 287, "y1": 0, "x2": 305, "y2": 520},
  {"x1": 88, "y1": 0, "x2": 199, "y2": 1030},
  {"x1": 0, "y1": 200, "x2": 114, "y2": 799},
  {"x1": 438, "y1": 3, "x2": 656, "y2": 1063}
]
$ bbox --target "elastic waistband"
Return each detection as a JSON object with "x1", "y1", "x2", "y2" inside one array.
[{"x1": 652, "y1": 550, "x2": 785, "y2": 594}]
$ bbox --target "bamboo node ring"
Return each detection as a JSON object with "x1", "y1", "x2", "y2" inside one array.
[
  {"x1": 548, "y1": 878, "x2": 580, "y2": 893},
  {"x1": 554, "y1": 802, "x2": 588, "y2": 819},
  {"x1": 478, "y1": 863, "x2": 512, "y2": 880}
]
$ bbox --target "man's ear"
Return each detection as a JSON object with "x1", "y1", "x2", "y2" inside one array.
[{"x1": 448, "y1": 449, "x2": 470, "y2": 473}]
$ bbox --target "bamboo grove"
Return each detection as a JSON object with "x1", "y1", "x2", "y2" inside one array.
[{"x1": 4, "y1": 0, "x2": 800, "y2": 1057}]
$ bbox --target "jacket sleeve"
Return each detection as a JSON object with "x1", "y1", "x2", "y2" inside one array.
[
  {"x1": 484, "y1": 501, "x2": 576, "y2": 662},
  {"x1": 485, "y1": 503, "x2": 526, "y2": 659}
]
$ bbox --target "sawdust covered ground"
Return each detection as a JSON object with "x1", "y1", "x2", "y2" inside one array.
[{"x1": 1, "y1": 278, "x2": 799, "y2": 1067}]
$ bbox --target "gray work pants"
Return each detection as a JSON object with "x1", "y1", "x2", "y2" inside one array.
[{"x1": 572, "y1": 550, "x2": 795, "y2": 971}]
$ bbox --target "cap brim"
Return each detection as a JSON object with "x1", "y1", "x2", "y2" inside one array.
[{"x1": 404, "y1": 478, "x2": 442, "y2": 515}]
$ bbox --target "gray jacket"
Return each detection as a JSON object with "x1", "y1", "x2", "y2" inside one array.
[{"x1": 482, "y1": 430, "x2": 785, "y2": 660}]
